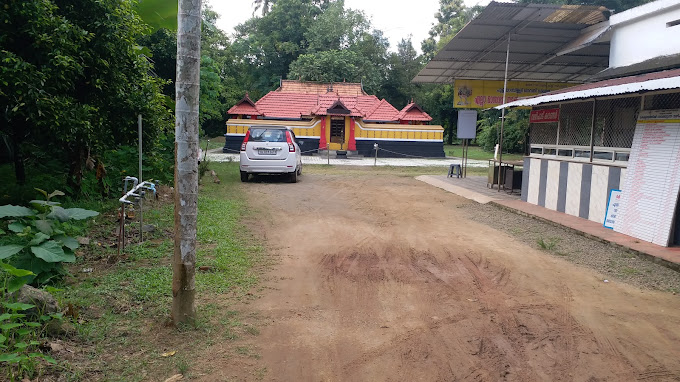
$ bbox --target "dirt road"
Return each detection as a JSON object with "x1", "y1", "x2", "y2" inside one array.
[{"x1": 202, "y1": 174, "x2": 680, "y2": 381}]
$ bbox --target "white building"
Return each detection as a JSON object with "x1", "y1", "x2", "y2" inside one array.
[{"x1": 499, "y1": 0, "x2": 680, "y2": 246}]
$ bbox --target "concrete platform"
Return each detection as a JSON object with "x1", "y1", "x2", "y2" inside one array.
[{"x1": 417, "y1": 175, "x2": 680, "y2": 270}]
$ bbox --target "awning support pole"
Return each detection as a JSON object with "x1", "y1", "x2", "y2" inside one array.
[
  {"x1": 589, "y1": 99, "x2": 596, "y2": 163},
  {"x1": 498, "y1": 34, "x2": 510, "y2": 192}
]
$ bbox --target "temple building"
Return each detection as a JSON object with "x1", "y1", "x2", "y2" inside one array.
[{"x1": 224, "y1": 80, "x2": 445, "y2": 157}]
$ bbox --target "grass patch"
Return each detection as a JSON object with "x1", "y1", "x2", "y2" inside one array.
[
  {"x1": 620, "y1": 266, "x2": 641, "y2": 276},
  {"x1": 51, "y1": 161, "x2": 265, "y2": 380},
  {"x1": 444, "y1": 144, "x2": 524, "y2": 162},
  {"x1": 537, "y1": 237, "x2": 560, "y2": 251},
  {"x1": 200, "y1": 135, "x2": 226, "y2": 152}
]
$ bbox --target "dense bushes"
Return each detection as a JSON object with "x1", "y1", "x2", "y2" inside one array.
[{"x1": 476, "y1": 109, "x2": 529, "y2": 154}]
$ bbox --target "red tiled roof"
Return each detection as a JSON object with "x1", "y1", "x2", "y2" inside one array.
[
  {"x1": 227, "y1": 94, "x2": 260, "y2": 115},
  {"x1": 229, "y1": 81, "x2": 433, "y2": 122},
  {"x1": 364, "y1": 99, "x2": 400, "y2": 121},
  {"x1": 397, "y1": 102, "x2": 432, "y2": 121},
  {"x1": 280, "y1": 80, "x2": 366, "y2": 96}
]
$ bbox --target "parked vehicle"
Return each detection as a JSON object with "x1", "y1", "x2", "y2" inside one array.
[{"x1": 239, "y1": 126, "x2": 302, "y2": 183}]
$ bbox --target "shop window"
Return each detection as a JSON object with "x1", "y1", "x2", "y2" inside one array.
[
  {"x1": 574, "y1": 150, "x2": 590, "y2": 158},
  {"x1": 593, "y1": 151, "x2": 614, "y2": 160}
]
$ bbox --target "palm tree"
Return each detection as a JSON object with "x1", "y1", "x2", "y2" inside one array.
[{"x1": 172, "y1": 0, "x2": 202, "y2": 325}]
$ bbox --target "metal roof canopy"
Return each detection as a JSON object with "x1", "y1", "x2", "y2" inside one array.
[
  {"x1": 495, "y1": 68, "x2": 680, "y2": 108},
  {"x1": 412, "y1": 1, "x2": 611, "y2": 84}
]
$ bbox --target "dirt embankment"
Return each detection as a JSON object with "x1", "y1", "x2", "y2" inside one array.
[{"x1": 198, "y1": 174, "x2": 680, "y2": 381}]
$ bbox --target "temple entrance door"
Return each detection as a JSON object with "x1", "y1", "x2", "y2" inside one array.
[{"x1": 329, "y1": 117, "x2": 345, "y2": 150}]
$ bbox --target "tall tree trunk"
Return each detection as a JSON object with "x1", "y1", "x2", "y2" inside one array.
[{"x1": 172, "y1": 0, "x2": 202, "y2": 326}]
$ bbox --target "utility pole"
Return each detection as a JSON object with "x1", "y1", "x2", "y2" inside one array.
[{"x1": 172, "y1": 0, "x2": 202, "y2": 326}]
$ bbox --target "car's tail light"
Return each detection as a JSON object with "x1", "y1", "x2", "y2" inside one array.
[
  {"x1": 286, "y1": 131, "x2": 295, "y2": 152},
  {"x1": 240, "y1": 130, "x2": 250, "y2": 151}
]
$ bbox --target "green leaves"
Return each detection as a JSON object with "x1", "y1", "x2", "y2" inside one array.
[
  {"x1": 34, "y1": 219, "x2": 54, "y2": 235},
  {"x1": 54, "y1": 235, "x2": 79, "y2": 250},
  {"x1": 8, "y1": 222, "x2": 27, "y2": 233},
  {"x1": 0, "y1": 205, "x2": 34, "y2": 218},
  {"x1": 31, "y1": 240, "x2": 74, "y2": 263},
  {"x1": 63, "y1": 208, "x2": 99, "y2": 220},
  {"x1": 0, "y1": 245, "x2": 24, "y2": 260},
  {"x1": 0, "y1": 263, "x2": 34, "y2": 278},
  {"x1": 47, "y1": 206, "x2": 98, "y2": 221},
  {"x1": 2, "y1": 302, "x2": 35, "y2": 312},
  {"x1": 135, "y1": 0, "x2": 178, "y2": 31},
  {"x1": 29, "y1": 232, "x2": 50, "y2": 246}
]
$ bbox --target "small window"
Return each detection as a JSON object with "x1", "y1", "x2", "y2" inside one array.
[
  {"x1": 530, "y1": 147, "x2": 543, "y2": 154},
  {"x1": 615, "y1": 152, "x2": 630, "y2": 161},
  {"x1": 544, "y1": 148, "x2": 556, "y2": 155},
  {"x1": 575, "y1": 150, "x2": 591, "y2": 158},
  {"x1": 593, "y1": 151, "x2": 613, "y2": 160},
  {"x1": 667, "y1": 19, "x2": 680, "y2": 28},
  {"x1": 557, "y1": 149, "x2": 573, "y2": 157}
]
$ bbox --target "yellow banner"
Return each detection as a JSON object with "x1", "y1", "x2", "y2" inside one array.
[{"x1": 453, "y1": 80, "x2": 572, "y2": 109}]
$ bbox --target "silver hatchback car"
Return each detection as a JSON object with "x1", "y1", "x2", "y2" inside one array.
[{"x1": 239, "y1": 126, "x2": 302, "y2": 183}]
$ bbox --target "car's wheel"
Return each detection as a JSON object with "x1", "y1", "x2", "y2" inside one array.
[
  {"x1": 297, "y1": 163, "x2": 302, "y2": 176},
  {"x1": 240, "y1": 171, "x2": 249, "y2": 182},
  {"x1": 289, "y1": 169, "x2": 298, "y2": 183}
]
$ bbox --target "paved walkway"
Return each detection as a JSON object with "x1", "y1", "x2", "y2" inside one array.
[
  {"x1": 207, "y1": 151, "x2": 489, "y2": 168},
  {"x1": 417, "y1": 175, "x2": 680, "y2": 270},
  {"x1": 416, "y1": 175, "x2": 520, "y2": 204}
]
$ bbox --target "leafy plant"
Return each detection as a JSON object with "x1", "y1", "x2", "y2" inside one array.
[
  {"x1": 0, "y1": 189, "x2": 99, "y2": 285},
  {"x1": 0, "y1": 264, "x2": 61, "y2": 381}
]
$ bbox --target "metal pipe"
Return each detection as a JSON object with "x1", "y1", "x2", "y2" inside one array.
[
  {"x1": 374, "y1": 143, "x2": 378, "y2": 166},
  {"x1": 138, "y1": 115, "x2": 143, "y2": 243},
  {"x1": 589, "y1": 100, "x2": 597, "y2": 163},
  {"x1": 498, "y1": 34, "x2": 511, "y2": 192}
]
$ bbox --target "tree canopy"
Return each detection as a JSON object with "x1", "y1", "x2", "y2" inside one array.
[{"x1": 0, "y1": 0, "x2": 653, "y2": 198}]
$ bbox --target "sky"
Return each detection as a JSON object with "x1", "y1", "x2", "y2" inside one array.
[{"x1": 208, "y1": 0, "x2": 492, "y2": 53}]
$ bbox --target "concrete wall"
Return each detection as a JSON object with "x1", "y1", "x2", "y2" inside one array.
[
  {"x1": 521, "y1": 158, "x2": 626, "y2": 224},
  {"x1": 609, "y1": 1, "x2": 680, "y2": 68}
]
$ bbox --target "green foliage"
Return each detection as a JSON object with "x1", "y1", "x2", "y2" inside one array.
[
  {"x1": 0, "y1": 190, "x2": 99, "y2": 285},
  {"x1": 537, "y1": 237, "x2": 560, "y2": 251},
  {"x1": 477, "y1": 109, "x2": 530, "y2": 154},
  {"x1": 0, "y1": 300, "x2": 61, "y2": 380},
  {"x1": 1, "y1": 0, "x2": 173, "y2": 195},
  {"x1": 134, "y1": 0, "x2": 178, "y2": 31},
  {"x1": 0, "y1": 265, "x2": 61, "y2": 381},
  {"x1": 289, "y1": 50, "x2": 379, "y2": 87}
]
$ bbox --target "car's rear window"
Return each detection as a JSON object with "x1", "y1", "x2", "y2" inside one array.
[{"x1": 249, "y1": 128, "x2": 286, "y2": 142}]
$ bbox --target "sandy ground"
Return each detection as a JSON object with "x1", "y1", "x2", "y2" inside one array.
[{"x1": 198, "y1": 174, "x2": 680, "y2": 381}]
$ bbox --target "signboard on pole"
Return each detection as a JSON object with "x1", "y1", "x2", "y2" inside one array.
[
  {"x1": 457, "y1": 110, "x2": 477, "y2": 139},
  {"x1": 453, "y1": 80, "x2": 571, "y2": 109},
  {"x1": 529, "y1": 108, "x2": 560, "y2": 123}
]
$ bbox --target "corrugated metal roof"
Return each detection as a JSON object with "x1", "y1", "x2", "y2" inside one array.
[
  {"x1": 413, "y1": 1, "x2": 611, "y2": 84},
  {"x1": 495, "y1": 68, "x2": 680, "y2": 108}
]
